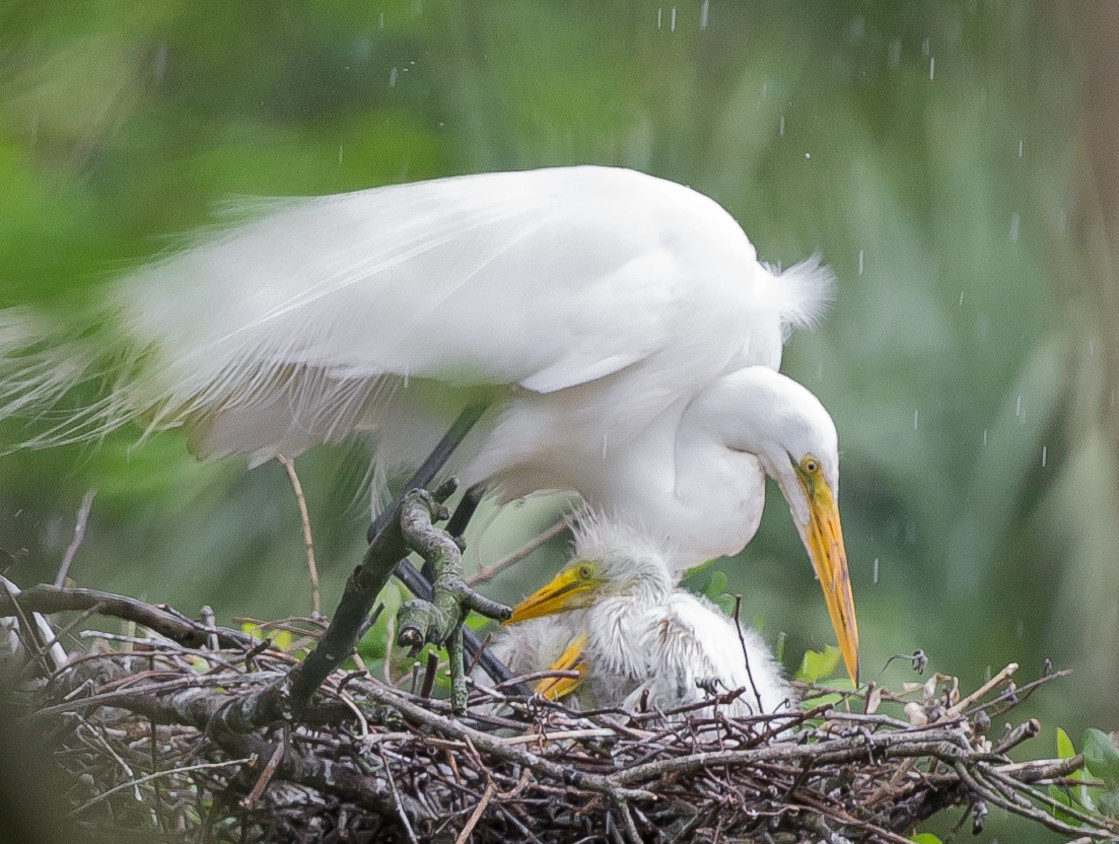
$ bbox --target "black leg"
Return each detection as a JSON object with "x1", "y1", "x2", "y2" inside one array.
[{"x1": 366, "y1": 402, "x2": 487, "y2": 544}]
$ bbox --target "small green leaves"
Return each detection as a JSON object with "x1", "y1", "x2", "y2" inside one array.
[
  {"x1": 795, "y1": 645, "x2": 841, "y2": 684},
  {"x1": 1083, "y1": 728, "x2": 1119, "y2": 818}
]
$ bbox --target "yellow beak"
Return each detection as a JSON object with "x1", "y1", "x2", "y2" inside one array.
[
  {"x1": 535, "y1": 632, "x2": 587, "y2": 699},
  {"x1": 505, "y1": 564, "x2": 596, "y2": 624},
  {"x1": 799, "y1": 476, "x2": 860, "y2": 685}
]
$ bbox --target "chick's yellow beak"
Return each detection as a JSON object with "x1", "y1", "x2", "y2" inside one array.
[
  {"x1": 535, "y1": 632, "x2": 586, "y2": 700},
  {"x1": 797, "y1": 469, "x2": 860, "y2": 685},
  {"x1": 505, "y1": 563, "x2": 597, "y2": 625}
]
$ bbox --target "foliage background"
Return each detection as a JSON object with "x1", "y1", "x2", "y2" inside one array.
[{"x1": 1, "y1": 2, "x2": 1117, "y2": 838}]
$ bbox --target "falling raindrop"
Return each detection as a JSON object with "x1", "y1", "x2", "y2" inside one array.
[
  {"x1": 670, "y1": 6, "x2": 677, "y2": 31},
  {"x1": 657, "y1": 8, "x2": 662, "y2": 28},
  {"x1": 779, "y1": 115, "x2": 785, "y2": 136},
  {"x1": 338, "y1": 144, "x2": 344, "y2": 164},
  {"x1": 379, "y1": 11, "x2": 385, "y2": 28},
  {"x1": 1015, "y1": 394, "x2": 1022, "y2": 417},
  {"x1": 857, "y1": 249, "x2": 864, "y2": 275},
  {"x1": 1009, "y1": 212, "x2": 1020, "y2": 243},
  {"x1": 1017, "y1": 139, "x2": 1024, "y2": 157},
  {"x1": 1015, "y1": 621, "x2": 1024, "y2": 640},
  {"x1": 922, "y1": 37, "x2": 930, "y2": 56},
  {"x1": 959, "y1": 290, "x2": 964, "y2": 306},
  {"x1": 1041, "y1": 445, "x2": 1047, "y2": 467},
  {"x1": 389, "y1": 67, "x2": 398, "y2": 88},
  {"x1": 913, "y1": 409, "x2": 919, "y2": 430},
  {"x1": 983, "y1": 428, "x2": 988, "y2": 446},
  {"x1": 699, "y1": 0, "x2": 709, "y2": 30},
  {"x1": 1089, "y1": 339, "x2": 1095, "y2": 356},
  {"x1": 887, "y1": 38, "x2": 901, "y2": 69},
  {"x1": 873, "y1": 558, "x2": 880, "y2": 584},
  {"x1": 928, "y1": 57, "x2": 935, "y2": 80}
]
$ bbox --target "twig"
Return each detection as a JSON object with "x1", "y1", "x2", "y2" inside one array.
[
  {"x1": 453, "y1": 782, "x2": 496, "y2": 844},
  {"x1": 240, "y1": 733, "x2": 286, "y2": 809},
  {"x1": 467, "y1": 520, "x2": 568, "y2": 586},
  {"x1": 276, "y1": 455, "x2": 321, "y2": 616},
  {"x1": 947, "y1": 662, "x2": 1017, "y2": 715},
  {"x1": 70, "y1": 757, "x2": 256, "y2": 815},
  {"x1": 0, "y1": 584, "x2": 252, "y2": 650},
  {"x1": 379, "y1": 743, "x2": 420, "y2": 844},
  {"x1": 55, "y1": 488, "x2": 96, "y2": 587}
]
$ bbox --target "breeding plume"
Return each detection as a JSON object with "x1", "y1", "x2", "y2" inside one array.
[
  {"x1": 501, "y1": 517, "x2": 796, "y2": 717},
  {"x1": 0, "y1": 165, "x2": 858, "y2": 680}
]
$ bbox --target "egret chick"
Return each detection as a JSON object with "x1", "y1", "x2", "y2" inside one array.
[{"x1": 505, "y1": 518, "x2": 796, "y2": 718}]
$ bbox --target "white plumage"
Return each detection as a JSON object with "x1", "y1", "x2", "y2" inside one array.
[
  {"x1": 500, "y1": 517, "x2": 796, "y2": 718},
  {"x1": 0, "y1": 165, "x2": 858, "y2": 680}
]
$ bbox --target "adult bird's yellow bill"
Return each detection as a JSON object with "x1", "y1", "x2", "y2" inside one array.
[{"x1": 794, "y1": 455, "x2": 859, "y2": 685}]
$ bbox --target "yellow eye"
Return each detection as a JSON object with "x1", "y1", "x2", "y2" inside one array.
[{"x1": 802, "y1": 456, "x2": 820, "y2": 474}]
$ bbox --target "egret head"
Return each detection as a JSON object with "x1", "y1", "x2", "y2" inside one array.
[
  {"x1": 506, "y1": 516, "x2": 675, "y2": 623},
  {"x1": 701, "y1": 366, "x2": 859, "y2": 684}
]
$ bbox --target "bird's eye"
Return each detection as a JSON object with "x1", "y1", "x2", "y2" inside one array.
[
  {"x1": 802, "y1": 456, "x2": 819, "y2": 474},
  {"x1": 578, "y1": 565, "x2": 593, "y2": 581}
]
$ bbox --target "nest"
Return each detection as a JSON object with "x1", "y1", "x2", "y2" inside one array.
[{"x1": 1, "y1": 581, "x2": 1112, "y2": 844}]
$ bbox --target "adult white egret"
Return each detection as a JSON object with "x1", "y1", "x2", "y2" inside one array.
[
  {"x1": 501, "y1": 517, "x2": 796, "y2": 718},
  {"x1": 0, "y1": 165, "x2": 858, "y2": 681}
]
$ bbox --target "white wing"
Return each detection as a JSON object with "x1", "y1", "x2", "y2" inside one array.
[{"x1": 3, "y1": 166, "x2": 832, "y2": 466}]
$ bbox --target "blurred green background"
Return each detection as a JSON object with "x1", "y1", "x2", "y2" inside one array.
[{"x1": 1, "y1": 1, "x2": 1117, "y2": 837}]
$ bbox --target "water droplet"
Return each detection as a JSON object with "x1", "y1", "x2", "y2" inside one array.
[
  {"x1": 657, "y1": 7, "x2": 662, "y2": 28},
  {"x1": 699, "y1": 0, "x2": 709, "y2": 30},
  {"x1": 338, "y1": 144, "x2": 344, "y2": 164},
  {"x1": 761, "y1": 82, "x2": 768, "y2": 99},
  {"x1": 1017, "y1": 139, "x2": 1024, "y2": 158},
  {"x1": 389, "y1": 67, "x2": 398, "y2": 88},
  {"x1": 804, "y1": 152, "x2": 811, "y2": 159},
  {"x1": 887, "y1": 38, "x2": 901, "y2": 68},
  {"x1": 779, "y1": 115, "x2": 785, "y2": 137},
  {"x1": 913, "y1": 409, "x2": 919, "y2": 430},
  {"x1": 670, "y1": 6, "x2": 677, "y2": 31},
  {"x1": 928, "y1": 56, "x2": 935, "y2": 81},
  {"x1": 1089, "y1": 339, "x2": 1095, "y2": 356},
  {"x1": 983, "y1": 428, "x2": 988, "y2": 446},
  {"x1": 379, "y1": 11, "x2": 385, "y2": 28},
  {"x1": 1009, "y1": 212, "x2": 1021, "y2": 243},
  {"x1": 1015, "y1": 394, "x2": 1022, "y2": 417},
  {"x1": 602, "y1": 433, "x2": 609, "y2": 459},
  {"x1": 873, "y1": 558, "x2": 880, "y2": 584},
  {"x1": 1015, "y1": 620, "x2": 1024, "y2": 640},
  {"x1": 1041, "y1": 445, "x2": 1047, "y2": 468},
  {"x1": 959, "y1": 290, "x2": 964, "y2": 306},
  {"x1": 922, "y1": 37, "x2": 931, "y2": 56},
  {"x1": 857, "y1": 249, "x2": 864, "y2": 275}
]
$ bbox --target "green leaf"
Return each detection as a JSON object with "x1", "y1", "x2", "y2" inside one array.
[
  {"x1": 704, "y1": 569, "x2": 728, "y2": 599},
  {"x1": 1097, "y1": 790, "x2": 1119, "y2": 819},
  {"x1": 1083, "y1": 728, "x2": 1119, "y2": 790},
  {"x1": 910, "y1": 833, "x2": 943, "y2": 844},
  {"x1": 1056, "y1": 726, "x2": 1076, "y2": 759},
  {"x1": 795, "y1": 646, "x2": 841, "y2": 684}
]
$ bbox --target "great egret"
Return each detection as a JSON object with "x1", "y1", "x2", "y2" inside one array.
[
  {"x1": 0, "y1": 165, "x2": 858, "y2": 681},
  {"x1": 501, "y1": 517, "x2": 796, "y2": 717}
]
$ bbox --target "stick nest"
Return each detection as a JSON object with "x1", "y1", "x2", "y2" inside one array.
[{"x1": 1, "y1": 585, "x2": 1112, "y2": 844}]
